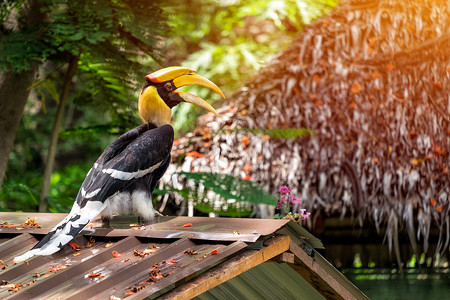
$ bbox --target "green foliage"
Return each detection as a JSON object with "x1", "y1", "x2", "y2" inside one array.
[
  {"x1": 169, "y1": 0, "x2": 338, "y2": 134},
  {"x1": 1, "y1": 0, "x2": 336, "y2": 213},
  {"x1": 59, "y1": 124, "x2": 127, "y2": 141},
  {"x1": 0, "y1": 182, "x2": 39, "y2": 212},
  {"x1": 47, "y1": 163, "x2": 91, "y2": 213},
  {"x1": 219, "y1": 127, "x2": 313, "y2": 139},
  {"x1": 157, "y1": 171, "x2": 276, "y2": 217}
]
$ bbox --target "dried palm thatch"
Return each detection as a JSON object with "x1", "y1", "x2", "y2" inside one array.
[{"x1": 167, "y1": 0, "x2": 450, "y2": 264}]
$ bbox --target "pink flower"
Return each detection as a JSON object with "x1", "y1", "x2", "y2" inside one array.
[
  {"x1": 302, "y1": 212, "x2": 311, "y2": 220},
  {"x1": 279, "y1": 186, "x2": 291, "y2": 195}
]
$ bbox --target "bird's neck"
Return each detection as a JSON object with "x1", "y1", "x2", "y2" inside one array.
[{"x1": 138, "y1": 86, "x2": 172, "y2": 126}]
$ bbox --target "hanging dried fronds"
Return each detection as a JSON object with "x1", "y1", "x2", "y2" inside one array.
[{"x1": 167, "y1": 0, "x2": 450, "y2": 262}]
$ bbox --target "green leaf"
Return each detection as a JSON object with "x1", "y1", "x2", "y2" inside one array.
[
  {"x1": 179, "y1": 172, "x2": 276, "y2": 205},
  {"x1": 218, "y1": 127, "x2": 313, "y2": 140}
]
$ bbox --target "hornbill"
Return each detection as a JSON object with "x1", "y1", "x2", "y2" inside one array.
[{"x1": 14, "y1": 67, "x2": 224, "y2": 262}]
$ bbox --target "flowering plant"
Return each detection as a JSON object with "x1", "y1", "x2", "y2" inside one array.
[{"x1": 275, "y1": 186, "x2": 310, "y2": 222}]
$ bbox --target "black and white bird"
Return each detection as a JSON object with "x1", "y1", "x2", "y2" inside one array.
[{"x1": 14, "y1": 66, "x2": 224, "y2": 262}]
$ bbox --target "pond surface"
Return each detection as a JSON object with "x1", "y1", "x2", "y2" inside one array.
[{"x1": 342, "y1": 268, "x2": 450, "y2": 300}]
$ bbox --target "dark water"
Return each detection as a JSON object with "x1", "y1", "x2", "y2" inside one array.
[{"x1": 342, "y1": 268, "x2": 450, "y2": 300}]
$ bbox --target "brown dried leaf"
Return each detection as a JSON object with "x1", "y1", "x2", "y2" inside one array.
[{"x1": 49, "y1": 264, "x2": 69, "y2": 273}]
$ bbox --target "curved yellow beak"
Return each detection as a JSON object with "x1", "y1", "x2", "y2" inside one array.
[{"x1": 146, "y1": 66, "x2": 224, "y2": 116}]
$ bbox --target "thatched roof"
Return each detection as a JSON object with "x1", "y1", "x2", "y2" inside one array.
[{"x1": 168, "y1": 0, "x2": 450, "y2": 261}]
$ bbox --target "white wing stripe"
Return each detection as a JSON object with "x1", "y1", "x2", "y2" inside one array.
[{"x1": 102, "y1": 161, "x2": 163, "y2": 180}]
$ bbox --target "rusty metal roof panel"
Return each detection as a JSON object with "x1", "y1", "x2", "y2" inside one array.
[
  {"x1": 0, "y1": 213, "x2": 289, "y2": 243},
  {"x1": 1, "y1": 213, "x2": 287, "y2": 299},
  {"x1": 0, "y1": 212, "x2": 367, "y2": 300},
  {"x1": 1, "y1": 234, "x2": 246, "y2": 299}
]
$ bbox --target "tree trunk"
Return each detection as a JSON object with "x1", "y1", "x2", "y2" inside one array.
[
  {"x1": 0, "y1": 0, "x2": 45, "y2": 190},
  {"x1": 39, "y1": 54, "x2": 80, "y2": 212}
]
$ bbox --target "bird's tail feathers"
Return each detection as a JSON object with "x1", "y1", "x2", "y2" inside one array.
[{"x1": 13, "y1": 201, "x2": 106, "y2": 262}]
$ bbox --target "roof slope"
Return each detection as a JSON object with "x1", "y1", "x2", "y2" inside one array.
[
  {"x1": 0, "y1": 212, "x2": 367, "y2": 300},
  {"x1": 170, "y1": 0, "x2": 450, "y2": 260}
]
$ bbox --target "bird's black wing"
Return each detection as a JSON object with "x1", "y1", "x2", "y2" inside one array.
[{"x1": 14, "y1": 124, "x2": 174, "y2": 261}]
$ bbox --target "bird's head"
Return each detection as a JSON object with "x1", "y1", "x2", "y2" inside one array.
[{"x1": 139, "y1": 66, "x2": 225, "y2": 126}]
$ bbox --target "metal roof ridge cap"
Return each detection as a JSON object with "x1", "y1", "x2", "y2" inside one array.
[{"x1": 284, "y1": 220, "x2": 324, "y2": 249}]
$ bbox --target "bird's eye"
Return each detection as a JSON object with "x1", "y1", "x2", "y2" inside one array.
[{"x1": 164, "y1": 82, "x2": 173, "y2": 92}]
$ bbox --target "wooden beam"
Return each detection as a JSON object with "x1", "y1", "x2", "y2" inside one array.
[
  {"x1": 160, "y1": 235, "x2": 291, "y2": 300},
  {"x1": 288, "y1": 240, "x2": 369, "y2": 300},
  {"x1": 271, "y1": 251, "x2": 295, "y2": 264}
]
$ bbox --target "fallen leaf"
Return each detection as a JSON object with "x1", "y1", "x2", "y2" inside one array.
[
  {"x1": 73, "y1": 253, "x2": 81, "y2": 257},
  {"x1": 174, "y1": 223, "x2": 192, "y2": 229},
  {"x1": 196, "y1": 254, "x2": 207, "y2": 261},
  {"x1": 1, "y1": 283, "x2": 23, "y2": 292},
  {"x1": 183, "y1": 249, "x2": 198, "y2": 255},
  {"x1": 105, "y1": 242, "x2": 114, "y2": 248},
  {"x1": 133, "y1": 245, "x2": 159, "y2": 257},
  {"x1": 26, "y1": 280, "x2": 36, "y2": 286},
  {"x1": 68, "y1": 241, "x2": 80, "y2": 251},
  {"x1": 85, "y1": 237, "x2": 95, "y2": 248},
  {"x1": 149, "y1": 263, "x2": 159, "y2": 271},
  {"x1": 0, "y1": 260, "x2": 8, "y2": 270},
  {"x1": 0, "y1": 222, "x2": 16, "y2": 228},
  {"x1": 125, "y1": 284, "x2": 146, "y2": 295},
  {"x1": 23, "y1": 217, "x2": 41, "y2": 228},
  {"x1": 129, "y1": 224, "x2": 145, "y2": 230},
  {"x1": 49, "y1": 264, "x2": 69, "y2": 273},
  {"x1": 210, "y1": 249, "x2": 219, "y2": 255},
  {"x1": 112, "y1": 251, "x2": 124, "y2": 258},
  {"x1": 168, "y1": 259, "x2": 177, "y2": 264},
  {"x1": 10, "y1": 283, "x2": 22, "y2": 292},
  {"x1": 88, "y1": 272, "x2": 106, "y2": 279}
]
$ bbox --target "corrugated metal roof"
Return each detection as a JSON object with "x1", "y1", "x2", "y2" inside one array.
[
  {"x1": 197, "y1": 262, "x2": 326, "y2": 300},
  {"x1": 0, "y1": 212, "x2": 367, "y2": 300}
]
